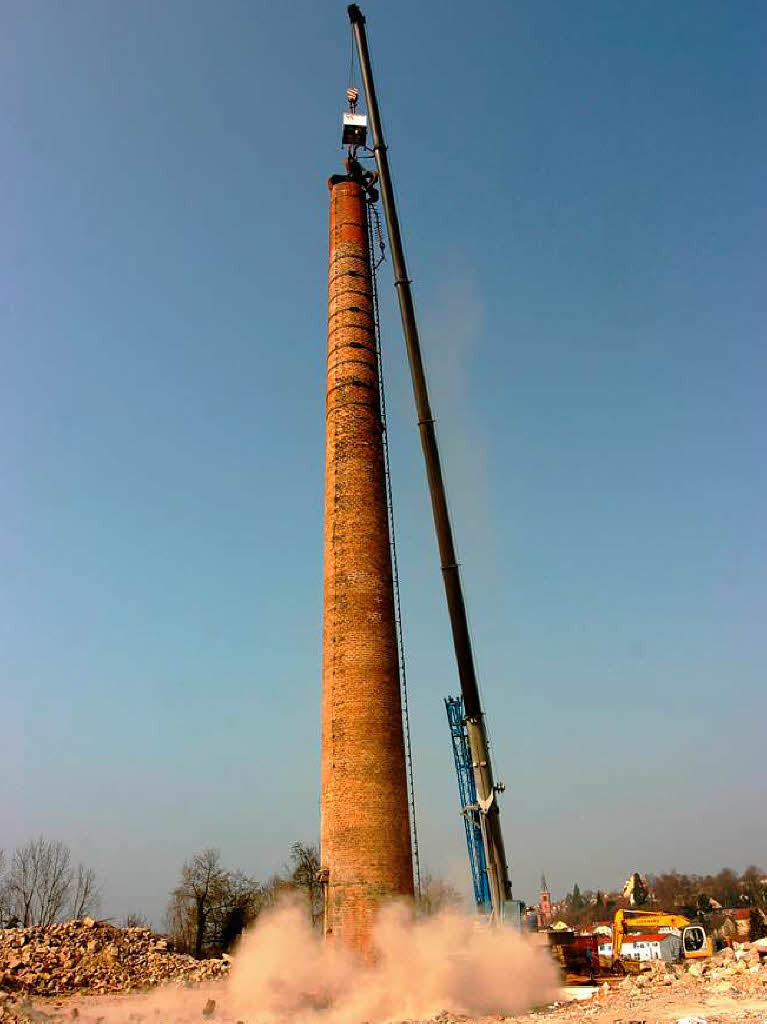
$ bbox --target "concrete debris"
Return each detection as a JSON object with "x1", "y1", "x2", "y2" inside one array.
[
  {"x1": 610, "y1": 942, "x2": 767, "y2": 997},
  {"x1": 549, "y1": 940, "x2": 767, "y2": 1023},
  {"x1": 2, "y1": 928, "x2": 767, "y2": 1024},
  {"x1": 0, "y1": 920, "x2": 229, "y2": 997}
]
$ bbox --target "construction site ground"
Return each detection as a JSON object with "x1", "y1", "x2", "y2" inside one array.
[
  {"x1": 3, "y1": 984, "x2": 767, "y2": 1024},
  {"x1": 3, "y1": 921, "x2": 767, "y2": 1024}
]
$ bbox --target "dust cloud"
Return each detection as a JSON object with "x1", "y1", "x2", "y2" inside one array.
[
  {"x1": 229, "y1": 901, "x2": 558, "y2": 1022},
  {"x1": 57, "y1": 902, "x2": 559, "y2": 1024}
]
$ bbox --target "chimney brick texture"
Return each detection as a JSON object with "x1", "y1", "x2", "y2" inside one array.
[{"x1": 321, "y1": 178, "x2": 414, "y2": 957}]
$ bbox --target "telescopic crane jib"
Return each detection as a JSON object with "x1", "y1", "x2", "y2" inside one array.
[{"x1": 345, "y1": 4, "x2": 519, "y2": 925}]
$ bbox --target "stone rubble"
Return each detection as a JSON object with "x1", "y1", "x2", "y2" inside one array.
[
  {"x1": 610, "y1": 938, "x2": 767, "y2": 999},
  {"x1": 0, "y1": 919, "x2": 229, "y2": 997},
  {"x1": 1, "y1": 925, "x2": 767, "y2": 1024},
  {"x1": 525, "y1": 940, "x2": 767, "y2": 1024}
]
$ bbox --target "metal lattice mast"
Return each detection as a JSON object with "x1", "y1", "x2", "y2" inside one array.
[{"x1": 445, "y1": 695, "x2": 492, "y2": 912}]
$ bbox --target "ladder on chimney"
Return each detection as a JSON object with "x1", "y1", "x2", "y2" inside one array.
[{"x1": 367, "y1": 200, "x2": 422, "y2": 900}]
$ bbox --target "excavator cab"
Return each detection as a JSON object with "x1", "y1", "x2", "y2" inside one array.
[{"x1": 682, "y1": 925, "x2": 711, "y2": 958}]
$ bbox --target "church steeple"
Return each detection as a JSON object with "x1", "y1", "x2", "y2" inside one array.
[{"x1": 539, "y1": 873, "x2": 552, "y2": 926}]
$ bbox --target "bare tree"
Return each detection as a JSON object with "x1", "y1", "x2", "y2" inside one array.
[
  {"x1": 34, "y1": 838, "x2": 72, "y2": 926},
  {"x1": 165, "y1": 890, "x2": 196, "y2": 954},
  {"x1": 8, "y1": 839, "x2": 42, "y2": 926},
  {"x1": 166, "y1": 851, "x2": 265, "y2": 955},
  {"x1": 6, "y1": 837, "x2": 99, "y2": 927},
  {"x1": 416, "y1": 872, "x2": 463, "y2": 916},
  {"x1": 261, "y1": 870, "x2": 294, "y2": 910},
  {"x1": 288, "y1": 842, "x2": 322, "y2": 926},
  {"x1": 122, "y1": 911, "x2": 152, "y2": 929},
  {"x1": 171, "y1": 848, "x2": 225, "y2": 958},
  {"x1": 0, "y1": 849, "x2": 12, "y2": 927},
  {"x1": 209, "y1": 870, "x2": 265, "y2": 952},
  {"x1": 740, "y1": 866, "x2": 767, "y2": 910},
  {"x1": 70, "y1": 862, "x2": 101, "y2": 919}
]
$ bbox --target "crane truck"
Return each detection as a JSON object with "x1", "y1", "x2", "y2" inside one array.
[{"x1": 347, "y1": 5, "x2": 520, "y2": 925}]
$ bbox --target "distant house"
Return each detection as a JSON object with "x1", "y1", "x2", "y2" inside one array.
[
  {"x1": 591, "y1": 922, "x2": 613, "y2": 937},
  {"x1": 620, "y1": 932, "x2": 682, "y2": 962},
  {"x1": 597, "y1": 939, "x2": 613, "y2": 958},
  {"x1": 721, "y1": 907, "x2": 758, "y2": 940}
]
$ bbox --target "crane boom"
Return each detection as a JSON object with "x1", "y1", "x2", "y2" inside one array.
[{"x1": 347, "y1": 4, "x2": 514, "y2": 922}]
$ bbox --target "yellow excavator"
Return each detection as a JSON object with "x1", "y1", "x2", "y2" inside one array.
[{"x1": 612, "y1": 908, "x2": 712, "y2": 964}]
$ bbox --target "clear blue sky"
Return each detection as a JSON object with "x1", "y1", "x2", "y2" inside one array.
[{"x1": 2, "y1": 0, "x2": 765, "y2": 925}]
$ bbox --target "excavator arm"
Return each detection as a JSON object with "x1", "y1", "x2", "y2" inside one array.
[
  {"x1": 619, "y1": 910, "x2": 691, "y2": 930},
  {"x1": 612, "y1": 909, "x2": 709, "y2": 964},
  {"x1": 613, "y1": 909, "x2": 686, "y2": 959}
]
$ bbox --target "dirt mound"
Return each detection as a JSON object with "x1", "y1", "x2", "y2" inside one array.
[{"x1": 0, "y1": 919, "x2": 229, "y2": 996}]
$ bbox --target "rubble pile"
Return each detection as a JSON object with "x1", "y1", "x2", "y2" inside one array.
[
  {"x1": 614, "y1": 939, "x2": 767, "y2": 998},
  {"x1": 0, "y1": 919, "x2": 229, "y2": 996}
]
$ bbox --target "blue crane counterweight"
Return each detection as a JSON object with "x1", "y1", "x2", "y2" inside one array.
[{"x1": 445, "y1": 696, "x2": 492, "y2": 914}]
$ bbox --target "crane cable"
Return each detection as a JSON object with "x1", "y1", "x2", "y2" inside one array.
[
  {"x1": 347, "y1": 23, "x2": 357, "y2": 94},
  {"x1": 367, "y1": 200, "x2": 422, "y2": 900}
]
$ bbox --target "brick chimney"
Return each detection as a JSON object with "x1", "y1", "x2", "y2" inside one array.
[{"x1": 320, "y1": 175, "x2": 414, "y2": 957}]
